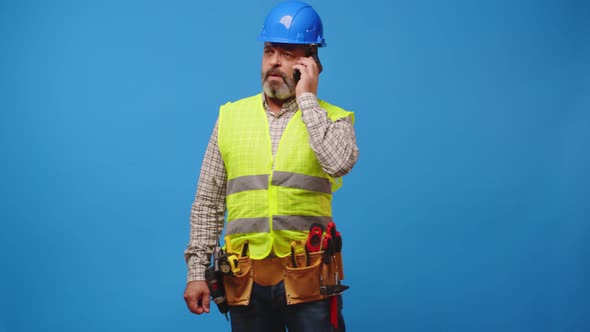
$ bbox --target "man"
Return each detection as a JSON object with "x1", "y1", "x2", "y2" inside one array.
[{"x1": 183, "y1": 1, "x2": 358, "y2": 331}]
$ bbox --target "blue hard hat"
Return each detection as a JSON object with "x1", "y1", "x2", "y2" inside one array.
[{"x1": 258, "y1": 1, "x2": 326, "y2": 47}]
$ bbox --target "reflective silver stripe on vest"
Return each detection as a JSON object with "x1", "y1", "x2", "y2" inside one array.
[
  {"x1": 226, "y1": 174, "x2": 269, "y2": 195},
  {"x1": 273, "y1": 215, "x2": 332, "y2": 231},
  {"x1": 226, "y1": 217, "x2": 270, "y2": 235},
  {"x1": 271, "y1": 171, "x2": 332, "y2": 194}
]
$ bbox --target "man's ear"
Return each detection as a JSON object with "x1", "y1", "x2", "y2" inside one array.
[{"x1": 308, "y1": 45, "x2": 323, "y2": 73}]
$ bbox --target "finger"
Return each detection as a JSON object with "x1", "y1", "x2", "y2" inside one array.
[
  {"x1": 297, "y1": 57, "x2": 318, "y2": 74},
  {"x1": 292, "y1": 64, "x2": 305, "y2": 74},
  {"x1": 202, "y1": 293, "x2": 211, "y2": 313},
  {"x1": 185, "y1": 293, "x2": 205, "y2": 315},
  {"x1": 188, "y1": 297, "x2": 202, "y2": 314},
  {"x1": 293, "y1": 64, "x2": 314, "y2": 81},
  {"x1": 185, "y1": 297, "x2": 198, "y2": 314}
]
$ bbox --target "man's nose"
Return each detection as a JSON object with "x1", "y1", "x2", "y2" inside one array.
[{"x1": 269, "y1": 52, "x2": 281, "y2": 66}]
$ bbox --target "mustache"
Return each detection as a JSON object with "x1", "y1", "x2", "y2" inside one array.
[{"x1": 265, "y1": 68, "x2": 286, "y2": 81}]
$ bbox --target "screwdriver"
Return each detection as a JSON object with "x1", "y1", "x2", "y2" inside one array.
[{"x1": 290, "y1": 241, "x2": 298, "y2": 268}]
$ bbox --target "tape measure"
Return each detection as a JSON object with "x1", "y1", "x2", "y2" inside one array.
[{"x1": 218, "y1": 253, "x2": 240, "y2": 275}]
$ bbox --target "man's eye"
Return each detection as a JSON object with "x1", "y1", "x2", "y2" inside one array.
[{"x1": 282, "y1": 53, "x2": 294, "y2": 59}]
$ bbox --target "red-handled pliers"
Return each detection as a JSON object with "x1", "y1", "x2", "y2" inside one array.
[{"x1": 306, "y1": 223, "x2": 325, "y2": 252}]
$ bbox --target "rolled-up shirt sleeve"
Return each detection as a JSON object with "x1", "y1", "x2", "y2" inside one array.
[{"x1": 297, "y1": 92, "x2": 359, "y2": 177}]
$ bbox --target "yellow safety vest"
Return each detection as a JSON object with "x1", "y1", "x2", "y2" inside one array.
[{"x1": 218, "y1": 94, "x2": 354, "y2": 259}]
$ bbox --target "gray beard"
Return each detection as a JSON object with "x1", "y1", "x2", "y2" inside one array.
[{"x1": 262, "y1": 76, "x2": 296, "y2": 100}]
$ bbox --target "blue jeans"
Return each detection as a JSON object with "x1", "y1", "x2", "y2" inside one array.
[{"x1": 229, "y1": 281, "x2": 345, "y2": 332}]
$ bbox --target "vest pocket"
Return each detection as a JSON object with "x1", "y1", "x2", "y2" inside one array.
[{"x1": 223, "y1": 257, "x2": 253, "y2": 306}]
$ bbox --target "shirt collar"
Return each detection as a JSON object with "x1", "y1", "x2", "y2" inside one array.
[{"x1": 261, "y1": 93, "x2": 299, "y2": 117}]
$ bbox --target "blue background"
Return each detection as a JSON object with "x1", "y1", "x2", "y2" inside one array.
[{"x1": 1, "y1": 0, "x2": 588, "y2": 331}]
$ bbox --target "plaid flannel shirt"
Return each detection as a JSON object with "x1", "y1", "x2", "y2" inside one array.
[{"x1": 184, "y1": 92, "x2": 359, "y2": 282}]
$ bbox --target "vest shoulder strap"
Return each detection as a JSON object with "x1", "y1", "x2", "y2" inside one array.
[
  {"x1": 318, "y1": 99, "x2": 354, "y2": 124},
  {"x1": 220, "y1": 94, "x2": 262, "y2": 114},
  {"x1": 219, "y1": 94, "x2": 354, "y2": 123}
]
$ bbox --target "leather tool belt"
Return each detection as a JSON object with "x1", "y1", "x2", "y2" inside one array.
[{"x1": 223, "y1": 251, "x2": 345, "y2": 306}]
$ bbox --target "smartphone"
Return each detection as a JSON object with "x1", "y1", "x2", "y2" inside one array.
[
  {"x1": 294, "y1": 50, "x2": 320, "y2": 83},
  {"x1": 294, "y1": 69, "x2": 302, "y2": 83}
]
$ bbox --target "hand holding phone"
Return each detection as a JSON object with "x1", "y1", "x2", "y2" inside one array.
[{"x1": 293, "y1": 50, "x2": 320, "y2": 84}]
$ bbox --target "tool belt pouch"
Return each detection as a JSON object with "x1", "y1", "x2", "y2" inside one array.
[
  {"x1": 284, "y1": 252, "x2": 324, "y2": 305},
  {"x1": 223, "y1": 256, "x2": 253, "y2": 306},
  {"x1": 335, "y1": 252, "x2": 344, "y2": 280},
  {"x1": 320, "y1": 252, "x2": 345, "y2": 285}
]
